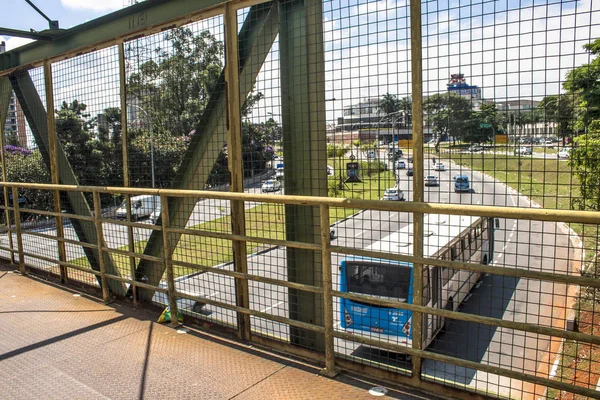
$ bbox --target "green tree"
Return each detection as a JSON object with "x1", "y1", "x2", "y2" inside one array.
[
  {"x1": 570, "y1": 121, "x2": 600, "y2": 210},
  {"x1": 563, "y1": 38, "x2": 600, "y2": 131},
  {"x1": 4, "y1": 149, "x2": 52, "y2": 215},
  {"x1": 379, "y1": 93, "x2": 400, "y2": 116},
  {"x1": 326, "y1": 144, "x2": 349, "y2": 190},
  {"x1": 424, "y1": 93, "x2": 473, "y2": 145},
  {"x1": 55, "y1": 100, "x2": 107, "y2": 187},
  {"x1": 128, "y1": 28, "x2": 224, "y2": 138},
  {"x1": 465, "y1": 102, "x2": 497, "y2": 144},
  {"x1": 539, "y1": 95, "x2": 575, "y2": 146},
  {"x1": 398, "y1": 96, "x2": 412, "y2": 126}
]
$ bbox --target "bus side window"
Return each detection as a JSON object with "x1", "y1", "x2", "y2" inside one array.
[
  {"x1": 450, "y1": 247, "x2": 457, "y2": 261},
  {"x1": 423, "y1": 267, "x2": 430, "y2": 305}
]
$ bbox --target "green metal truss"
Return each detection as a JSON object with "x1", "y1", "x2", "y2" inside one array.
[{"x1": 10, "y1": 71, "x2": 127, "y2": 296}]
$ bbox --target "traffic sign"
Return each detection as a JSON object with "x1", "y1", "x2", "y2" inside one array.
[{"x1": 480, "y1": 123, "x2": 492, "y2": 128}]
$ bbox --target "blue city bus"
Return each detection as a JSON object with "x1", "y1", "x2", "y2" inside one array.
[{"x1": 339, "y1": 215, "x2": 495, "y2": 349}]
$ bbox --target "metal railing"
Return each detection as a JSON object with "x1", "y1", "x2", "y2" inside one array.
[{"x1": 0, "y1": 181, "x2": 598, "y2": 399}]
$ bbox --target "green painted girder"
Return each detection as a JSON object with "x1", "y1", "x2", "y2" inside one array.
[
  {"x1": 9, "y1": 71, "x2": 127, "y2": 296},
  {"x1": 0, "y1": 78, "x2": 10, "y2": 137},
  {"x1": 0, "y1": 0, "x2": 227, "y2": 73},
  {"x1": 279, "y1": 0, "x2": 328, "y2": 350},
  {"x1": 132, "y1": 2, "x2": 280, "y2": 301}
]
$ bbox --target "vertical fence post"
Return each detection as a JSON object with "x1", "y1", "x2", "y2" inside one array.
[
  {"x1": 12, "y1": 186, "x2": 25, "y2": 274},
  {"x1": 160, "y1": 194, "x2": 180, "y2": 328},
  {"x1": 43, "y1": 61, "x2": 68, "y2": 283},
  {"x1": 0, "y1": 78, "x2": 15, "y2": 265},
  {"x1": 319, "y1": 204, "x2": 337, "y2": 377},
  {"x1": 225, "y1": 2, "x2": 251, "y2": 341},
  {"x1": 410, "y1": 0, "x2": 425, "y2": 382},
  {"x1": 119, "y1": 42, "x2": 137, "y2": 304},
  {"x1": 93, "y1": 191, "x2": 110, "y2": 303}
]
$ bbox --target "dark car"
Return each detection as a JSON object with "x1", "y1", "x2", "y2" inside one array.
[
  {"x1": 390, "y1": 150, "x2": 403, "y2": 161},
  {"x1": 406, "y1": 167, "x2": 414, "y2": 176}
]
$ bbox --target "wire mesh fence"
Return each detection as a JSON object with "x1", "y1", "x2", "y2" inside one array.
[{"x1": 1, "y1": 0, "x2": 600, "y2": 398}]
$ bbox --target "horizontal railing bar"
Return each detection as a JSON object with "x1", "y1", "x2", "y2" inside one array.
[
  {"x1": 174, "y1": 291, "x2": 325, "y2": 333},
  {"x1": 99, "y1": 218, "x2": 163, "y2": 231},
  {"x1": 334, "y1": 331, "x2": 599, "y2": 399},
  {"x1": 102, "y1": 247, "x2": 163, "y2": 264},
  {"x1": 22, "y1": 230, "x2": 98, "y2": 249},
  {"x1": 170, "y1": 227, "x2": 322, "y2": 251},
  {"x1": 21, "y1": 252, "x2": 100, "y2": 277},
  {"x1": 126, "y1": 279, "x2": 168, "y2": 294},
  {"x1": 16, "y1": 207, "x2": 95, "y2": 223},
  {"x1": 334, "y1": 290, "x2": 600, "y2": 346},
  {"x1": 332, "y1": 246, "x2": 600, "y2": 288},
  {"x1": 0, "y1": 246, "x2": 17, "y2": 254},
  {"x1": 2, "y1": 182, "x2": 600, "y2": 225},
  {"x1": 172, "y1": 259, "x2": 323, "y2": 293}
]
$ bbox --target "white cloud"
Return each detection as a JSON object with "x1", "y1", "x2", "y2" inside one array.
[
  {"x1": 60, "y1": 0, "x2": 124, "y2": 12},
  {"x1": 2, "y1": 36, "x2": 34, "y2": 51}
]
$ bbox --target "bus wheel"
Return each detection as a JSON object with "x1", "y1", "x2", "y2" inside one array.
[{"x1": 442, "y1": 298, "x2": 454, "y2": 333}]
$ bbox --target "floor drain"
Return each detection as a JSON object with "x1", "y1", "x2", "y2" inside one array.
[{"x1": 368, "y1": 386, "x2": 388, "y2": 396}]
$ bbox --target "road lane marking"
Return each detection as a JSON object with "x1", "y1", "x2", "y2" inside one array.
[
  {"x1": 261, "y1": 301, "x2": 283, "y2": 313},
  {"x1": 496, "y1": 193, "x2": 518, "y2": 263}
]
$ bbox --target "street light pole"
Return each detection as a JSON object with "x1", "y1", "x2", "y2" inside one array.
[{"x1": 129, "y1": 104, "x2": 155, "y2": 188}]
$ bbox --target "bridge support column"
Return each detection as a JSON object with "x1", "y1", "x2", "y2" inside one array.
[{"x1": 279, "y1": 0, "x2": 328, "y2": 351}]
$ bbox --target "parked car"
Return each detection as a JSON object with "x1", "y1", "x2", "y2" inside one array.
[
  {"x1": 396, "y1": 160, "x2": 406, "y2": 169},
  {"x1": 424, "y1": 175, "x2": 438, "y2": 186},
  {"x1": 115, "y1": 195, "x2": 159, "y2": 221},
  {"x1": 261, "y1": 179, "x2": 282, "y2": 192},
  {"x1": 514, "y1": 146, "x2": 532, "y2": 155},
  {"x1": 367, "y1": 150, "x2": 377, "y2": 160},
  {"x1": 454, "y1": 175, "x2": 470, "y2": 193},
  {"x1": 544, "y1": 139, "x2": 554, "y2": 148},
  {"x1": 433, "y1": 163, "x2": 445, "y2": 171},
  {"x1": 406, "y1": 167, "x2": 414, "y2": 176},
  {"x1": 557, "y1": 148, "x2": 571, "y2": 159},
  {"x1": 382, "y1": 188, "x2": 405, "y2": 201},
  {"x1": 275, "y1": 169, "x2": 285, "y2": 179},
  {"x1": 468, "y1": 145, "x2": 483, "y2": 152}
]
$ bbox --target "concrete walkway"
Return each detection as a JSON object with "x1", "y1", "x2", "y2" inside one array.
[{"x1": 0, "y1": 263, "x2": 437, "y2": 400}]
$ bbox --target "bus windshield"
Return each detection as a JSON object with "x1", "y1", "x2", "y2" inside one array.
[{"x1": 345, "y1": 261, "x2": 411, "y2": 301}]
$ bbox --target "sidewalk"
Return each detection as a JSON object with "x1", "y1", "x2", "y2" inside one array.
[{"x1": 0, "y1": 263, "x2": 437, "y2": 400}]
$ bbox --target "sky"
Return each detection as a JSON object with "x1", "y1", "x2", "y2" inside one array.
[{"x1": 1, "y1": 0, "x2": 125, "y2": 50}]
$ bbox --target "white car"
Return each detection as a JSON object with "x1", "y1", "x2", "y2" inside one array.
[
  {"x1": 424, "y1": 175, "x2": 439, "y2": 186},
  {"x1": 557, "y1": 148, "x2": 571, "y2": 159},
  {"x1": 433, "y1": 163, "x2": 445, "y2": 171},
  {"x1": 514, "y1": 146, "x2": 532, "y2": 155},
  {"x1": 261, "y1": 179, "x2": 282, "y2": 192},
  {"x1": 396, "y1": 160, "x2": 406, "y2": 169},
  {"x1": 382, "y1": 188, "x2": 405, "y2": 201}
]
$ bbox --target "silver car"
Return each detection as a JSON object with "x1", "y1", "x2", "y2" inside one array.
[
  {"x1": 382, "y1": 188, "x2": 405, "y2": 201},
  {"x1": 424, "y1": 175, "x2": 439, "y2": 186}
]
